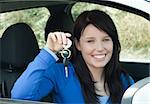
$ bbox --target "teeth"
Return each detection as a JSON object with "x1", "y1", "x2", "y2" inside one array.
[{"x1": 93, "y1": 55, "x2": 105, "y2": 59}]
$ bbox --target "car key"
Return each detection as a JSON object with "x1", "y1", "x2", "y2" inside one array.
[
  {"x1": 60, "y1": 39, "x2": 72, "y2": 78},
  {"x1": 61, "y1": 49, "x2": 71, "y2": 78}
]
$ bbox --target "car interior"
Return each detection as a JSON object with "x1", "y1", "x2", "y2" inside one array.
[
  {"x1": 0, "y1": 0, "x2": 149, "y2": 103},
  {"x1": 1, "y1": 22, "x2": 40, "y2": 97}
]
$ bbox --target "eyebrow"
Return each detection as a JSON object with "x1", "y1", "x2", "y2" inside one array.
[
  {"x1": 104, "y1": 36, "x2": 111, "y2": 38},
  {"x1": 84, "y1": 37, "x2": 95, "y2": 39},
  {"x1": 84, "y1": 35, "x2": 110, "y2": 39}
]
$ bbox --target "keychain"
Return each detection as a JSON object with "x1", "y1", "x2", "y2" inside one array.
[{"x1": 59, "y1": 39, "x2": 72, "y2": 78}]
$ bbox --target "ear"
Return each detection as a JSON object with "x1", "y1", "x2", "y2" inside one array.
[{"x1": 74, "y1": 38, "x2": 81, "y2": 51}]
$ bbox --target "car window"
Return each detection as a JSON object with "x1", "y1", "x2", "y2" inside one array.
[
  {"x1": 0, "y1": 7, "x2": 50, "y2": 48},
  {"x1": 71, "y1": 2, "x2": 150, "y2": 63}
]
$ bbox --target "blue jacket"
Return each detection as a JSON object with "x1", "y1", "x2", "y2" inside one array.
[{"x1": 11, "y1": 49, "x2": 134, "y2": 103}]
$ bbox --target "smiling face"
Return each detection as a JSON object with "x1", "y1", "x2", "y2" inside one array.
[{"x1": 75, "y1": 24, "x2": 113, "y2": 71}]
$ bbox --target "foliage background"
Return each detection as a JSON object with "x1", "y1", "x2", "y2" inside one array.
[{"x1": 0, "y1": 3, "x2": 150, "y2": 62}]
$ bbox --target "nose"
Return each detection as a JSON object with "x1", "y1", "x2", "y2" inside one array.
[{"x1": 95, "y1": 42, "x2": 104, "y2": 51}]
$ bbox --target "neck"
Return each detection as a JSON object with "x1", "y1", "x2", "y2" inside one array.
[{"x1": 88, "y1": 66, "x2": 105, "y2": 82}]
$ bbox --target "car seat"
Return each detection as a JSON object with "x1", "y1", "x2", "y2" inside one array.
[
  {"x1": 45, "y1": 5, "x2": 74, "y2": 41},
  {"x1": 0, "y1": 23, "x2": 39, "y2": 98}
]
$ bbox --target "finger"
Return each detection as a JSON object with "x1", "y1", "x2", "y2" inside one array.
[
  {"x1": 66, "y1": 38, "x2": 72, "y2": 48},
  {"x1": 55, "y1": 32, "x2": 62, "y2": 44},
  {"x1": 49, "y1": 33, "x2": 56, "y2": 42},
  {"x1": 61, "y1": 33, "x2": 67, "y2": 45},
  {"x1": 65, "y1": 33, "x2": 71, "y2": 37},
  {"x1": 63, "y1": 38, "x2": 72, "y2": 49}
]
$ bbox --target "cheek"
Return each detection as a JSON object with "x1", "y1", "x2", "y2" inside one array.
[
  {"x1": 105, "y1": 42, "x2": 113, "y2": 52},
  {"x1": 80, "y1": 47, "x2": 91, "y2": 54},
  {"x1": 109, "y1": 45, "x2": 113, "y2": 53},
  {"x1": 107, "y1": 44, "x2": 113, "y2": 60},
  {"x1": 77, "y1": 38, "x2": 95, "y2": 53},
  {"x1": 79, "y1": 46, "x2": 93, "y2": 61},
  {"x1": 80, "y1": 44, "x2": 93, "y2": 54}
]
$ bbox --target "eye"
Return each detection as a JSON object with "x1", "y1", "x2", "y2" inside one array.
[
  {"x1": 103, "y1": 37, "x2": 111, "y2": 42},
  {"x1": 87, "y1": 40, "x2": 94, "y2": 43}
]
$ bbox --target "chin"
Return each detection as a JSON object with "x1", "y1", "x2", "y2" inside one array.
[{"x1": 93, "y1": 63, "x2": 106, "y2": 68}]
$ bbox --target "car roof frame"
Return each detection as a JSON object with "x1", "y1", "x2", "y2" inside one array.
[{"x1": 0, "y1": 0, "x2": 149, "y2": 20}]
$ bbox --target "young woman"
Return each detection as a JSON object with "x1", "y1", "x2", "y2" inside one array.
[{"x1": 11, "y1": 10, "x2": 134, "y2": 104}]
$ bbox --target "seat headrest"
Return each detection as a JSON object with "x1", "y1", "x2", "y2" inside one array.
[
  {"x1": 45, "y1": 13, "x2": 74, "y2": 41},
  {"x1": 1, "y1": 23, "x2": 39, "y2": 70}
]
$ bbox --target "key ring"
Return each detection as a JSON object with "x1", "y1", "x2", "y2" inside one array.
[
  {"x1": 60, "y1": 49, "x2": 71, "y2": 59},
  {"x1": 62, "y1": 39, "x2": 72, "y2": 49},
  {"x1": 60, "y1": 39, "x2": 72, "y2": 58}
]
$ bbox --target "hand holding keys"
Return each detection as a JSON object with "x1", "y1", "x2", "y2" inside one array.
[{"x1": 46, "y1": 32, "x2": 72, "y2": 78}]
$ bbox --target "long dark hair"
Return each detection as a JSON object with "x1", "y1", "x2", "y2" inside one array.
[{"x1": 71, "y1": 10, "x2": 131, "y2": 103}]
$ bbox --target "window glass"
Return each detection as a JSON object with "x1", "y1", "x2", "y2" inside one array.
[
  {"x1": 0, "y1": 7, "x2": 50, "y2": 48},
  {"x1": 71, "y1": 2, "x2": 150, "y2": 63}
]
